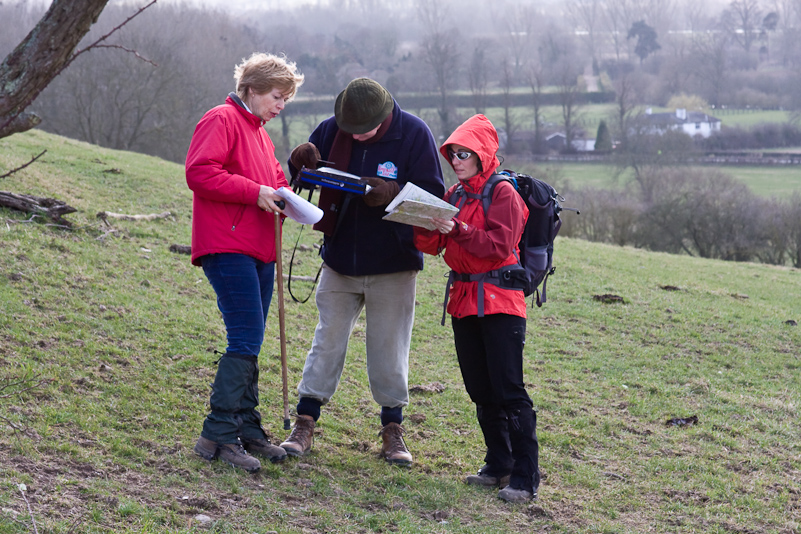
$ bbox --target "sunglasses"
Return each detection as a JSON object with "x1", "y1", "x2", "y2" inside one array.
[{"x1": 448, "y1": 149, "x2": 473, "y2": 161}]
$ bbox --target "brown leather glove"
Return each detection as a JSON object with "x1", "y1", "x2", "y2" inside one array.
[
  {"x1": 290, "y1": 142, "x2": 320, "y2": 170},
  {"x1": 362, "y1": 176, "x2": 400, "y2": 207}
]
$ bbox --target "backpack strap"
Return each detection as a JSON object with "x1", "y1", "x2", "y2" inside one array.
[
  {"x1": 440, "y1": 175, "x2": 525, "y2": 324},
  {"x1": 441, "y1": 270, "x2": 491, "y2": 325},
  {"x1": 481, "y1": 174, "x2": 515, "y2": 214},
  {"x1": 441, "y1": 266, "x2": 527, "y2": 325}
]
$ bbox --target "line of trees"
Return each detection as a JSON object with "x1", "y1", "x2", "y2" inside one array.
[
  {"x1": 4, "y1": 0, "x2": 801, "y2": 269},
  {"x1": 4, "y1": 0, "x2": 801, "y2": 165},
  {"x1": 558, "y1": 164, "x2": 801, "y2": 267}
]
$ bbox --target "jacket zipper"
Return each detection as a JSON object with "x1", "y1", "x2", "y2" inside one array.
[{"x1": 231, "y1": 205, "x2": 246, "y2": 231}]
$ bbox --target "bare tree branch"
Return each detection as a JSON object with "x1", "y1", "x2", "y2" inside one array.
[
  {"x1": 0, "y1": 0, "x2": 111, "y2": 138},
  {"x1": 0, "y1": 150, "x2": 47, "y2": 180},
  {"x1": 67, "y1": 0, "x2": 159, "y2": 69},
  {"x1": 18, "y1": 485, "x2": 39, "y2": 534},
  {"x1": 96, "y1": 210, "x2": 171, "y2": 221},
  {"x1": 89, "y1": 44, "x2": 158, "y2": 67},
  {"x1": 0, "y1": 0, "x2": 158, "y2": 139},
  {"x1": 0, "y1": 415, "x2": 23, "y2": 432},
  {"x1": 0, "y1": 376, "x2": 51, "y2": 399}
]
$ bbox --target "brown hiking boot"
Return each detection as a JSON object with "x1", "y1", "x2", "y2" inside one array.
[
  {"x1": 193, "y1": 436, "x2": 261, "y2": 473},
  {"x1": 498, "y1": 486, "x2": 537, "y2": 503},
  {"x1": 242, "y1": 437, "x2": 287, "y2": 463},
  {"x1": 466, "y1": 466, "x2": 511, "y2": 488},
  {"x1": 279, "y1": 415, "x2": 315, "y2": 457},
  {"x1": 379, "y1": 422, "x2": 413, "y2": 466}
]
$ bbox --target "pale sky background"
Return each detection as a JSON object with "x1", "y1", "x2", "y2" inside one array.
[{"x1": 23, "y1": 0, "x2": 321, "y2": 8}]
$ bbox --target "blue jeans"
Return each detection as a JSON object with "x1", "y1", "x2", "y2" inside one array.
[
  {"x1": 201, "y1": 253, "x2": 275, "y2": 356},
  {"x1": 200, "y1": 253, "x2": 275, "y2": 443}
]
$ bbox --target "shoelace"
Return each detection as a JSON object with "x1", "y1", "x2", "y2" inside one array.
[
  {"x1": 290, "y1": 420, "x2": 314, "y2": 444},
  {"x1": 381, "y1": 425, "x2": 408, "y2": 454}
]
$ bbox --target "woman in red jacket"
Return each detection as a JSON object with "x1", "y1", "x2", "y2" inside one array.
[
  {"x1": 186, "y1": 52, "x2": 303, "y2": 473},
  {"x1": 414, "y1": 114, "x2": 540, "y2": 503}
]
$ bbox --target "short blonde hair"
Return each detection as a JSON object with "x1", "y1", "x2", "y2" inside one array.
[{"x1": 234, "y1": 52, "x2": 304, "y2": 101}]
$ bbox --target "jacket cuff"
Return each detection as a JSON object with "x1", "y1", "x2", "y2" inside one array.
[{"x1": 450, "y1": 218, "x2": 467, "y2": 236}]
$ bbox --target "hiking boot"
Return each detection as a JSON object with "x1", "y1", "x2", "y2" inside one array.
[
  {"x1": 193, "y1": 436, "x2": 219, "y2": 461},
  {"x1": 193, "y1": 436, "x2": 261, "y2": 473},
  {"x1": 466, "y1": 466, "x2": 511, "y2": 488},
  {"x1": 279, "y1": 415, "x2": 315, "y2": 457},
  {"x1": 379, "y1": 422, "x2": 413, "y2": 466},
  {"x1": 498, "y1": 486, "x2": 537, "y2": 503},
  {"x1": 242, "y1": 437, "x2": 287, "y2": 463}
]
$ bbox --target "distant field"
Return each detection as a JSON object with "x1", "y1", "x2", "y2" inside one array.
[
  {"x1": 268, "y1": 101, "x2": 800, "y2": 197},
  {"x1": 271, "y1": 104, "x2": 797, "y2": 155},
  {"x1": 498, "y1": 161, "x2": 801, "y2": 198}
]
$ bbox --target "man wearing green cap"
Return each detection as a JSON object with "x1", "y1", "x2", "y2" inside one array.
[{"x1": 281, "y1": 78, "x2": 444, "y2": 466}]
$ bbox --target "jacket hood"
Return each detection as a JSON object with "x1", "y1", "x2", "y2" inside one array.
[{"x1": 440, "y1": 114, "x2": 499, "y2": 189}]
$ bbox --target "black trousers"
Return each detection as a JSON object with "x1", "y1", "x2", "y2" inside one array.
[{"x1": 452, "y1": 314, "x2": 540, "y2": 493}]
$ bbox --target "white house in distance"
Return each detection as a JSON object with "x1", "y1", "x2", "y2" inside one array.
[{"x1": 640, "y1": 108, "x2": 722, "y2": 138}]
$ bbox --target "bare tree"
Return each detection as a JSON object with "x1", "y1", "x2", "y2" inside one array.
[
  {"x1": 555, "y1": 63, "x2": 584, "y2": 153},
  {"x1": 499, "y1": 58, "x2": 520, "y2": 153},
  {"x1": 0, "y1": 0, "x2": 114, "y2": 139},
  {"x1": 688, "y1": 29, "x2": 730, "y2": 107},
  {"x1": 468, "y1": 38, "x2": 494, "y2": 115},
  {"x1": 721, "y1": 0, "x2": 763, "y2": 53},
  {"x1": 610, "y1": 71, "x2": 643, "y2": 149},
  {"x1": 769, "y1": 0, "x2": 801, "y2": 67},
  {"x1": 566, "y1": 0, "x2": 603, "y2": 70},
  {"x1": 640, "y1": 0, "x2": 678, "y2": 40},
  {"x1": 528, "y1": 62, "x2": 547, "y2": 154},
  {"x1": 501, "y1": 2, "x2": 538, "y2": 80},
  {"x1": 601, "y1": 0, "x2": 639, "y2": 62},
  {"x1": 416, "y1": 0, "x2": 460, "y2": 137},
  {"x1": 34, "y1": 4, "x2": 258, "y2": 163}
]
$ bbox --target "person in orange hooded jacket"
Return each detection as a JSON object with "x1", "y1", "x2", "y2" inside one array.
[
  {"x1": 186, "y1": 52, "x2": 303, "y2": 473},
  {"x1": 414, "y1": 114, "x2": 540, "y2": 503}
]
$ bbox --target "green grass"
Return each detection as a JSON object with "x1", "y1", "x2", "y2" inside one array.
[
  {"x1": 494, "y1": 161, "x2": 801, "y2": 198},
  {"x1": 1, "y1": 129, "x2": 800, "y2": 533}
]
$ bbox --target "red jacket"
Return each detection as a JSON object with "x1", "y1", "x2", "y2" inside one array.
[
  {"x1": 186, "y1": 95, "x2": 288, "y2": 266},
  {"x1": 414, "y1": 114, "x2": 529, "y2": 319}
]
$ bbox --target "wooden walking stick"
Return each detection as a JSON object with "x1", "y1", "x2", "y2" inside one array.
[{"x1": 274, "y1": 201, "x2": 291, "y2": 430}]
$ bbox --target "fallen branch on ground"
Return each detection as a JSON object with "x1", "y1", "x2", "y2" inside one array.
[
  {"x1": 0, "y1": 375, "x2": 50, "y2": 399},
  {"x1": 97, "y1": 211, "x2": 172, "y2": 224},
  {"x1": 0, "y1": 191, "x2": 76, "y2": 226},
  {"x1": 18, "y1": 485, "x2": 38, "y2": 534}
]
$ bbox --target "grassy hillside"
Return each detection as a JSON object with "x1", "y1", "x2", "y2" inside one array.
[{"x1": 1, "y1": 129, "x2": 800, "y2": 533}]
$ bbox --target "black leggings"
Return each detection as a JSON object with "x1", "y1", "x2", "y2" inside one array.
[{"x1": 452, "y1": 314, "x2": 540, "y2": 493}]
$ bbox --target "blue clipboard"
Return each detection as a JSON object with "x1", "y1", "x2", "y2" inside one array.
[{"x1": 298, "y1": 167, "x2": 370, "y2": 195}]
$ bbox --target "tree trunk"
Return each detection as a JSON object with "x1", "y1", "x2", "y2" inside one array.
[{"x1": 0, "y1": 0, "x2": 110, "y2": 138}]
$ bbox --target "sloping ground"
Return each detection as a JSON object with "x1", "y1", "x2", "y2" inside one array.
[{"x1": 0, "y1": 130, "x2": 799, "y2": 533}]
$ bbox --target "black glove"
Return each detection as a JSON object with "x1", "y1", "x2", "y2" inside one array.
[
  {"x1": 290, "y1": 142, "x2": 320, "y2": 170},
  {"x1": 362, "y1": 176, "x2": 400, "y2": 207}
]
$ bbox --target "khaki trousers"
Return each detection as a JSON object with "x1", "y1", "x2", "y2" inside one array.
[{"x1": 297, "y1": 264, "x2": 417, "y2": 408}]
